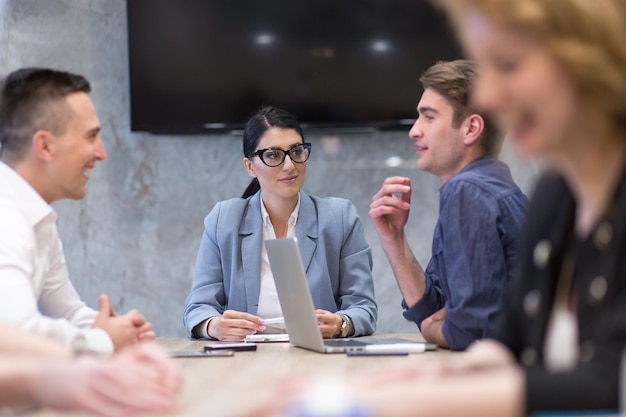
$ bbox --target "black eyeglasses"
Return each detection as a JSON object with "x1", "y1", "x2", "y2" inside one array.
[{"x1": 247, "y1": 143, "x2": 312, "y2": 167}]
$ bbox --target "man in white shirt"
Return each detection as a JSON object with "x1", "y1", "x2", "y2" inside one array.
[{"x1": 0, "y1": 68, "x2": 155, "y2": 354}]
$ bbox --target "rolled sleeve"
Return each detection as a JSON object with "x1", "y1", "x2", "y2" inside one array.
[
  {"x1": 441, "y1": 315, "x2": 481, "y2": 351},
  {"x1": 401, "y1": 272, "x2": 444, "y2": 327}
]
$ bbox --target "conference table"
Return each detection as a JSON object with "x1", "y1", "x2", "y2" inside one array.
[{"x1": 22, "y1": 334, "x2": 453, "y2": 417}]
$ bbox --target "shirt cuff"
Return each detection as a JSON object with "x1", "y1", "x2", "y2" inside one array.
[
  {"x1": 441, "y1": 317, "x2": 477, "y2": 351},
  {"x1": 197, "y1": 317, "x2": 218, "y2": 339},
  {"x1": 401, "y1": 282, "x2": 441, "y2": 329},
  {"x1": 73, "y1": 328, "x2": 114, "y2": 356}
]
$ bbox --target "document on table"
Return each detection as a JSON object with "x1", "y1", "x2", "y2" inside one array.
[
  {"x1": 243, "y1": 317, "x2": 289, "y2": 342},
  {"x1": 244, "y1": 333, "x2": 290, "y2": 343}
]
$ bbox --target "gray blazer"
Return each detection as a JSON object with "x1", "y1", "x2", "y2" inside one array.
[{"x1": 183, "y1": 191, "x2": 377, "y2": 337}]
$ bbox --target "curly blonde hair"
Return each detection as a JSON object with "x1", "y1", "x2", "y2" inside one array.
[{"x1": 434, "y1": 0, "x2": 626, "y2": 137}]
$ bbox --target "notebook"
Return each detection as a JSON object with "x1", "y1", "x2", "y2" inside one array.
[{"x1": 265, "y1": 237, "x2": 438, "y2": 353}]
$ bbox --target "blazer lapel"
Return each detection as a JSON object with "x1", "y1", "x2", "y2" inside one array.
[
  {"x1": 295, "y1": 193, "x2": 318, "y2": 273},
  {"x1": 240, "y1": 194, "x2": 263, "y2": 315}
]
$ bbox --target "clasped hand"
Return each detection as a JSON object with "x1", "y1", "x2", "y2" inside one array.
[{"x1": 93, "y1": 294, "x2": 155, "y2": 351}]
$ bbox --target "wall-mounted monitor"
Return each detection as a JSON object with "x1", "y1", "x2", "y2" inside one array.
[{"x1": 127, "y1": 0, "x2": 461, "y2": 134}]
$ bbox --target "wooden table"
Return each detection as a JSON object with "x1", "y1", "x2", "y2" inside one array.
[{"x1": 21, "y1": 334, "x2": 452, "y2": 417}]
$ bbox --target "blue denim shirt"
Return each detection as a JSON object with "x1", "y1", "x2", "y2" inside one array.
[{"x1": 402, "y1": 156, "x2": 528, "y2": 350}]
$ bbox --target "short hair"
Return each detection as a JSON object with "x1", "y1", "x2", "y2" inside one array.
[
  {"x1": 0, "y1": 68, "x2": 91, "y2": 160},
  {"x1": 434, "y1": 0, "x2": 626, "y2": 139},
  {"x1": 419, "y1": 59, "x2": 501, "y2": 155}
]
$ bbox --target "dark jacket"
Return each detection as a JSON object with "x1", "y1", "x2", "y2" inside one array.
[{"x1": 491, "y1": 169, "x2": 626, "y2": 413}]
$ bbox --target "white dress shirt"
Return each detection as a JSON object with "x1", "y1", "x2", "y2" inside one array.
[
  {"x1": 0, "y1": 162, "x2": 113, "y2": 355},
  {"x1": 256, "y1": 192, "x2": 300, "y2": 332}
]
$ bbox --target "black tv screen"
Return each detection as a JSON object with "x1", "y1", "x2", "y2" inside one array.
[{"x1": 127, "y1": 0, "x2": 461, "y2": 134}]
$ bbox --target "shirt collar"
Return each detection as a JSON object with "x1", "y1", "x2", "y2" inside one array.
[
  {"x1": 440, "y1": 155, "x2": 496, "y2": 192},
  {"x1": 456, "y1": 155, "x2": 494, "y2": 176},
  {"x1": 0, "y1": 161, "x2": 56, "y2": 226},
  {"x1": 260, "y1": 192, "x2": 301, "y2": 229}
]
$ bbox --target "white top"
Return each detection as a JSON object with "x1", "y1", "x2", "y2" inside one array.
[
  {"x1": 0, "y1": 162, "x2": 113, "y2": 355},
  {"x1": 256, "y1": 192, "x2": 300, "y2": 332},
  {"x1": 544, "y1": 303, "x2": 579, "y2": 372},
  {"x1": 543, "y1": 255, "x2": 579, "y2": 372}
]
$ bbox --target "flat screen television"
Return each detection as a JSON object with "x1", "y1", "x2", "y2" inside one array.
[{"x1": 127, "y1": 0, "x2": 462, "y2": 134}]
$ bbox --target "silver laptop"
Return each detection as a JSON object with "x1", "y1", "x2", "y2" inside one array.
[{"x1": 265, "y1": 237, "x2": 437, "y2": 353}]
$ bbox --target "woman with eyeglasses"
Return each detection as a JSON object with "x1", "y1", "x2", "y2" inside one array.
[{"x1": 183, "y1": 106, "x2": 377, "y2": 341}]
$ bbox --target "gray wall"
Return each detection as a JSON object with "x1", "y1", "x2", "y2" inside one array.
[{"x1": 0, "y1": 0, "x2": 541, "y2": 337}]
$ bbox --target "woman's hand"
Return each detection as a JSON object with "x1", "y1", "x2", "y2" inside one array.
[
  {"x1": 208, "y1": 310, "x2": 265, "y2": 341},
  {"x1": 315, "y1": 309, "x2": 343, "y2": 338}
]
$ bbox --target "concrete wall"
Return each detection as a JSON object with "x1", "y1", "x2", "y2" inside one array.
[{"x1": 0, "y1": 0, "x2": 542, "y2": 337}]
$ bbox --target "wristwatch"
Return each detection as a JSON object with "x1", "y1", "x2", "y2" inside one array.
[{"x1": 338, "y1": 314, "x2": 353, "y2": 338}]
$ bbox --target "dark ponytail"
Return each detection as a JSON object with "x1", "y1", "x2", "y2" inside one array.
[
  {"x1": 241, "y1": 106, "x2": 304, "y2": 199},
  {"x1": 241, "y1": 178, "x2": 260, "y2": 199}
]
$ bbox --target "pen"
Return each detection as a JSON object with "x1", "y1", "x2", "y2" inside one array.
[{"x1": 356, "y1": 343, "x2": 427, "y2": 354}]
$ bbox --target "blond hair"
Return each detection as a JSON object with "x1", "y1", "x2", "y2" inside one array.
[{"x1": 434, "y1": 0, "x2": 626, "y2": 137}]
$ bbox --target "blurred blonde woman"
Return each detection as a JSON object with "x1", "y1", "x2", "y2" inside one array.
[
  {"x1": 248, "y1": 1, "x2": 626, "y2": 415},
  {"x1": 355, "y1": 1, "x2": 626, "y2": 416}
]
